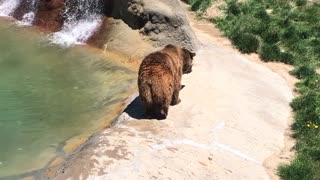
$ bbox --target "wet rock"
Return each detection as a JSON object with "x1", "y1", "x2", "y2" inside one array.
[
  {"x1": 13, "y1": 0, "x2": 35, "y2": 20},
  {"x1": 34, "y1": 0, "x2": 64, "y2": 31},
  {"x1": 104, "y1": 0, "x2": 147, "y2": 29}
]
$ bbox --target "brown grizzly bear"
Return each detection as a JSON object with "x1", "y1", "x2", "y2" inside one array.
[{"x1": 138, "y1": 44, "x2": 196, "y2": 120}]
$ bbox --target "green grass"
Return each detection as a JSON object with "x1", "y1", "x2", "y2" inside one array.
[
  {"x1": 187, "y1": 0, "x2": 214, "y2": 11},
  {"x1": 187, "y1": 0, "x2": 320, "y2": 179}
]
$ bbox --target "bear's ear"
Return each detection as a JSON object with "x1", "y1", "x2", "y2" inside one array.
[
  {"x1": 190, "y1": 52, "x2": 196, "y2": 58},
  {"x1": 165, "y1": 44, "x2": 176, "y2": 49},
  {"x1": 183, "y1": 48, "x2": 196, "y2": 58}
]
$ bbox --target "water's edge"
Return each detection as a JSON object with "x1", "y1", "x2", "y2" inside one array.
[
  {"x1": 0, "y1": 90, "x2": 138, "y2": 180},
  {"x1": 52, "y1": 92, "x2": 139, "y2": 178},
  {"x1": 0, "y1": 16, "x2": 143, "y2": 179}
]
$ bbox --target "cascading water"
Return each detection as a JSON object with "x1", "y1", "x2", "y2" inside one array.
[
  {"x1": 18, "y1": 11, "x2": 35, "y2": 26},
  {"x1": 0, "y1": 0, "x2": 37, "y2": 26},
  {"x1": 0, "y1": 0, "x2": 104, "y2": 46},
  {"x1": 50, "y1": 0, "x2": 104, "y2": 46},
  {"x1": 0, "y1": 0, "x2": 21, "y2": 17},
  {"x1": 17, "y1": 0, "x2": 37, "y2": 26}
]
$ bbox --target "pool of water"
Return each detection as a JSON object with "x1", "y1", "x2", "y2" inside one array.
[{"x1": 0, "y1": 20, "x2": 136, "y2": 177}]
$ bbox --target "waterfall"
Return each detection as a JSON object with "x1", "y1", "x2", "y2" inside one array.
[
  {"x1": 50, "y1": 0, "x2": 104, "y2": 47},
  {"x1": 0, "y1": 0, "x2": 21, "y2": 17},
  {"x1": 18, "y1": 11, "x2": 35, "y2": 26},
  {"x1": 17, "y1": 0, "x2": 37, "y2": 26},
  {"x1": 0, "y1": 0, "x2": 37, "y2": 26},
  {"x1": 0, "y1": 0, "x2": 104, "y2": 46}
]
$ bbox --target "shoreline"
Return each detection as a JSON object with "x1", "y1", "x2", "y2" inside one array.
[
  {"x1": 0, "y1": 16, "x2": 147, "y2": 179},
  {"x1": 1, "y1": 89, "x2": 139, "y2": 180}
]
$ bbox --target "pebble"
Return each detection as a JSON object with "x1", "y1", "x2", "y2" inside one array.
[{"x1": 154, "y1": 29, "x2": 160, "y2": 34}]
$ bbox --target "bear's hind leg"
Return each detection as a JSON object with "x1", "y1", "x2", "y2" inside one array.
[
  {"x1": 171, "y1": 87, "x2": 181, "y2": 106},
  {"x1": 156, "y1": 105, "x2": 168, "y2": 120}
]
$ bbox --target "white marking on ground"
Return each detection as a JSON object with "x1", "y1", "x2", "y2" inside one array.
[{"x1": 151, "y1": 138, "x2": 261, "y2": 165}]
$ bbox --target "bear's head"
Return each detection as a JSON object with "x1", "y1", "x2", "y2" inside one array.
[
  {"x1": 164, "y1": 44, "x2": 196, "y2": 74},
  {"x1": 182, "y1": 48, "x2": 196, "y2": 74}
]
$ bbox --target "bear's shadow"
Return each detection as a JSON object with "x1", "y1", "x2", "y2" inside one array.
[
  {"x1": 124, "y1": 85, "x2": 186, "y2": 120},
  {"x1": 124, "y1": 96, "x2": 145, "y2": 120}
]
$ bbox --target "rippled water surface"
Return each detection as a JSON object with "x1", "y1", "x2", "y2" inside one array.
[{"x1": 0, "y1": 20, "x2": 135, "y2": 177}]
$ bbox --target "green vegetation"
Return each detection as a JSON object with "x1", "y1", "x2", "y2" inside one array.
[
  {"x1": 188, "y1": 0, "x2": 320, "y2": 179},
  {"x1": 187, "y1": 0, "x2": 214, "y2": 11},
  {"x1": 213, "y1": 0, "x2": 320, "y2": 66}
]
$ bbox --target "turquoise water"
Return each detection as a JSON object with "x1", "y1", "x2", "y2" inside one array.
[{"x1": 0, "y1": 21, "x2": 135, "y2": 177}]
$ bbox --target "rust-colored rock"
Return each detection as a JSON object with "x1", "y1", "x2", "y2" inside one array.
[{"x1": 34, "y1": 0, "x2": 64, "y2": 31}]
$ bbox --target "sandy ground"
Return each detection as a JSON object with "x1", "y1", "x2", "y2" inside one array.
[{"x1": 51, "y1": 8, "x2": 295, "y2": 180}]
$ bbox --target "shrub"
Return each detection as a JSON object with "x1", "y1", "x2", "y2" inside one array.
[
  {"x1": 230, "y1": 32, "x2": 260, "y2": 53},
  {"x1": 295, "y1": 0, "x2": 307, "y2": 6},
  {"x1": 290, "y1": 65, "x2": 316, "y2": 79},
  {"x1": 259, "y1": 43, "x2": 281, "y2": 62},
  {"x1": 262, "y1": 30, "x2": 280, "y2": 44},
  {"x1": 188, "y1": 0, "x2": 213, "y2": 11},
  {"x1": 225, "y1": 0, "x2": 241, "y2": 15},
  {"x1": 279, "y1": 51, "x2": 295, "y2": 64},
  {"x1": 278, "y1": 157, "x2": 314, "y2": 180}
]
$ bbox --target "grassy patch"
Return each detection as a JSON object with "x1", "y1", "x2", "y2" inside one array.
[
  {"x1": 230, "y1": 32, "x2": 259, "y2": 53},
  {"x1": 188, "y1": 0, "x2": 320, "y2": 179},
  {"x1": 187, "y1": 0, "x2": 214, "y2": 11}
]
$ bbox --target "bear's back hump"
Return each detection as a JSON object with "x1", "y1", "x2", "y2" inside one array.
[{"x1": 139, "y1": 51, "x2": 174, "y2": 76}]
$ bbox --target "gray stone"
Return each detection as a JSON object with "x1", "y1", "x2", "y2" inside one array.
[{"x1": 104, "y1": 0, "x2": 200, "y2": 52}]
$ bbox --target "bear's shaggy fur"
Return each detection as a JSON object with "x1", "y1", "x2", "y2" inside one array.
[{"x1": 138, "y1": 44, "x2": 196, "y2": 120}]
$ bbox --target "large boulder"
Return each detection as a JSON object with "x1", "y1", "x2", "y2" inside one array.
[{"x1": 104, "y1": 0, "x2": 200, "y2": 52}]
